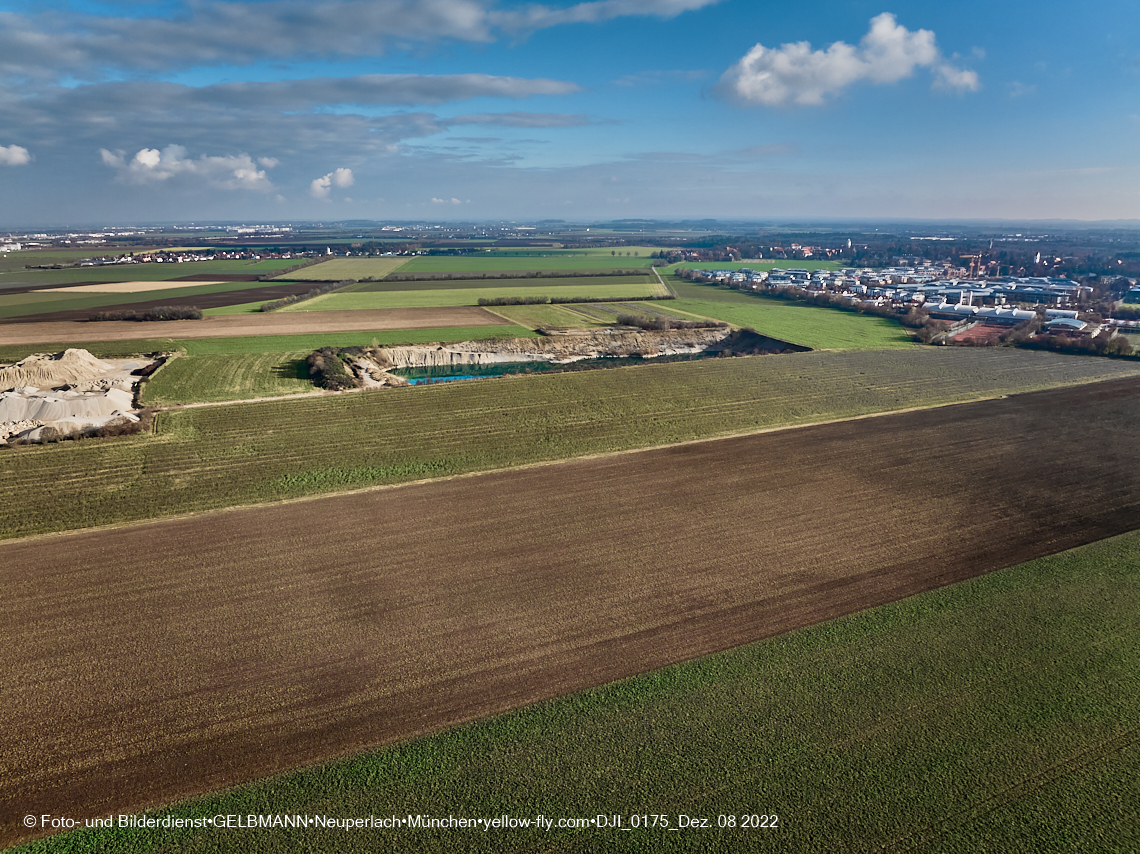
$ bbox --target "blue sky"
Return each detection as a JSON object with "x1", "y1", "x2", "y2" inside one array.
[{"x1": 0, "y1": 0, "x2": 1137, "y2": 224}]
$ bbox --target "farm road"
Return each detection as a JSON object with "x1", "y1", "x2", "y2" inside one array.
[
  {"x1": 3, "y1": 378, "x2": 1140, "y2": 846},
  {"x1": 0, "y1": 307, "x2": 507, "y2": 346}
]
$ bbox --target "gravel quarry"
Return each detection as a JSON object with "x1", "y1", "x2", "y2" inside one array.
[{"x1": 0, "y1": 349, "x2": 155, "y2": 444}]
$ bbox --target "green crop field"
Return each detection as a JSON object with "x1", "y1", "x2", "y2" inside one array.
[
  {"x1": 241, "y1": 259, "x2": 310, "y2": 271},
  {"x1": 669, "y1": 297, "x2": 913, "y2": 350},
  {"x1": 346, "y1": 274, "x2": 656, "y2": 292},
  {"x1": 0, "y1": 326, "x2": 535, "y2": 364},
  {"x1": 470, "y1": 245, "x2": 668, "y2": 258},
  {"x1": 282, "y1": 281, "x2": 669, "y2": 310},
  {"x1": 487, "y1": 303, "x2": 610, "y2": 329},
  {"x1": 0, "y1": 259, "x2": 292, "y2": 289},
  {"x1": 21, "y1": 529, "x2": 1140, "y2": 853},
  {"x1": 659, "y1": 277, "x2": 912, "y2": 350},
  {"x1": 139, "y1": 352, "x2": 316, "y2": 405},
  {"x1": 4, "y1": 347, "x2": 1140, "y2": 540},
  {"x1": 201, "y1": 300, "x2": 270, "y2": 315},
  {"x1": 0, "y1": 279, "x2": 295, "y2": 319},
  {"x1": 272, "y1": 257, "x2": 409, "y2": 281},
  {"x1": 398, "y1": 255, "x2": 658, "y2": 273}
]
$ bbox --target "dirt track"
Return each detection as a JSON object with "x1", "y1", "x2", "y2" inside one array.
[
  {"x1": 0, "y1": 307, "x2": 510, "y2": 346},
  {"x1": 2, "y1": 379, "x2": 1140, "y2": 846}
]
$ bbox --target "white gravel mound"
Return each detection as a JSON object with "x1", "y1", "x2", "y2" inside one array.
[
  {"x1": 0, "y1": 349, "x2": 116, "y2": 390},
  {"x1": 0, "y1": 349, "x2": 155, "y2": 444}
]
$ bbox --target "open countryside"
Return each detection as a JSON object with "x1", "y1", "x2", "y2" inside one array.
[
  {"x1": 4, "y1": 379, "x2": 1139, "y2": 850},
  {"x1": 3, "y1": 220, "x2": 1140, "y2": 852}
]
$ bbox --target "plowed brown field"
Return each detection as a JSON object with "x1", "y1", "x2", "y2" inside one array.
[
  {"x1": 3, "y1": 379, "x2": 1140, "y2": 846},
  {"x1": 0, "y1": 307, "x2": 509, "y2": 346}
]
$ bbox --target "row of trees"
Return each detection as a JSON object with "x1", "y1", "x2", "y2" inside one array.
[
  {"x1": 89, "y1": 305, "x2": 202, "y2": 322},
  {"x1": 615, "y1": 315, "x2": 728, "y2": 332}
]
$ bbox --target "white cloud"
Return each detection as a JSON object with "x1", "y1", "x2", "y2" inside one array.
[
  {"x1": 310, "y1": 167, "x2": 354, "y2": 199},
  {"x1": 431, "y1": 196, "x2": 462, "y2": 204},
  {"x1": 495, "y1": 0, "x2": 723, "y2": 30},
  {"x1": 258, "y1": 156, "x2": 280, "y2": 168},
  {"x1": 0, "y1": 144, "x2": 31, "y2": 165},
  {"x1": 718, "y1": 13, "x2": 979, "y2": 107},
  {"x1": 933, "y1": 64, "x2": 979, "y2": 92},
  {"x1": 0, "y1": 0, "x2": 719, "y2": 82},
  {"x1": 102, "y1": 143, "x2": 275, "y2": 190},
  {"x1": 99, "y1": 148, "x2": 125, "y2": 167}
]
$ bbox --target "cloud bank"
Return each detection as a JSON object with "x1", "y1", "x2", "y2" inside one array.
[
  {"x1": 719, "y1": 13, "x2": 979, "y2": 107},
  {"x1": 1, "y1": 0, "x2": 722, "y2": 82},
  {"x1": 99, "y1": 144, "x2": 275, "y2": 190}
]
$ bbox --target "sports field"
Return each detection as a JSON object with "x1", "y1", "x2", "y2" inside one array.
[{"x1": 5, "y1": 381, "x2": 1140, "y2": 850}]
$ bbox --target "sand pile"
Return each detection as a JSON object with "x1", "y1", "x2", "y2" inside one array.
[
  {"x1": 0, "y1": 349, "x2": 116, "y2": 391},
  {"x1": 0, "y1": 349, "x2": 153, "y2": 444},
  {"x1": 0, "y1": 387, "x2": 135, "y2": 422}
]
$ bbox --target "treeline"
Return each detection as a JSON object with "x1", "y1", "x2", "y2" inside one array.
[
  {"x1": 999, "y1": 320, "x2": 1135, "y2": 357},
  {"x1": 89, "y1": 305, "x2": 202, "y2": 322},
  {"x1": 615, "y1": 314, "x2": 728, "y2": 331},
  {"x1": 306, "y1": 347, "x2": 361, "y2": 391},
  {"x1": 478, "y1": 294, "x2": 676, "y2": 306},
  {"x1": 384, "y1": 269, "x2": 646, "y2": 282},
  {"x1": 261, "y1": 280, "x2": 355, "y2": 312}
]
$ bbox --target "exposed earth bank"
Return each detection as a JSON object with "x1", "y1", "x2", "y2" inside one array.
[{"x1": 360, "y1": 328, "x2": 808, "y2": 384}]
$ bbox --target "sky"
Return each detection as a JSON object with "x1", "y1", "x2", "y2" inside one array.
[{"x1": 0, "y1": 0, "x2": 1138, "y2": 225}]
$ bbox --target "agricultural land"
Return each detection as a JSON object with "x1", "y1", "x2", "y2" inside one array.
[
  {"x1": 4, "y1": 347, "x2": 1140, "y2": 538},
  {"x1": 3, "y1": 235, "x2": 1140, "y2": 852},
  {"x1": 4, "y1": 379, "x2": 1140, "y2": 850}
]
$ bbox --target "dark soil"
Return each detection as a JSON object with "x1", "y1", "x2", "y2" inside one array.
[{"x1": 3, "y1": 379, "x2": 1139, "y2": 846}]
